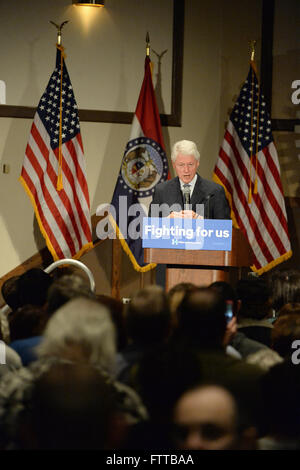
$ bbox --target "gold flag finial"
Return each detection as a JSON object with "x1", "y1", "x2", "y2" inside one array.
[
  {"x1": 50, "y1": 20, "x2": 69, "y2": 46},
  {"x1": 146, "y1": 31, "x2": 150, "y2": 57},
  {"x1": 250, "y1": 40, "x2": 257, "y2": 62}
]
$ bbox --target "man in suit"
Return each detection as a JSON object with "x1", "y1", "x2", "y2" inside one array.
[{"x1": 149, "y1": 140, "x2": 230, "y2": 220}]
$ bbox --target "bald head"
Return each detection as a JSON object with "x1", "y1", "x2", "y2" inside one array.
[{"x1": 173, "y1": 385, "x2": 238, "y2": 450}]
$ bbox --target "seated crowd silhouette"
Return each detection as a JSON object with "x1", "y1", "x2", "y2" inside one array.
[{"x1": 0, "y1": 266, "x2": 300, "y2": 450}]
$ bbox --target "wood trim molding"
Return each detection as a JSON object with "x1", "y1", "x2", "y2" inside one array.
[
  {"x1": 272, "y1": 119, "x2": 300, "y2": 132},
  {"x1": 0, "y1": 0, "x2": 184, "y2": 127}
]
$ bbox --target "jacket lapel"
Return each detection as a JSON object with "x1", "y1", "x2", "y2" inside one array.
[
  {"x1": 191, "y1": 174, "x2": 206, "y2": 207},
  {"x1": 169, "y1": 177, "x2": 184, "y2": 208}
]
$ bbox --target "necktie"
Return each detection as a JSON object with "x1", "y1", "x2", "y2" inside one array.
[{"x1": 182, "y1": 183, "x2": 191, "y2": 207}]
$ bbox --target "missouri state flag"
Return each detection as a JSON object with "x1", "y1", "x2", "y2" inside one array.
[
  {"x1": 213, "y1": 61, "x2": 292, "y2": 274},
  {"x1": 109, "y1": 55, "x2": 169, "y2": 272}
]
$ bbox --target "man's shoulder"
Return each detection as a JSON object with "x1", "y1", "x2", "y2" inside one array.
[
  {"x1": 155, "y1": 177, "x2": 179, "y2": 193},
  {"x1": 198, "y1": 176, "x2": 224, "y2": 194}
]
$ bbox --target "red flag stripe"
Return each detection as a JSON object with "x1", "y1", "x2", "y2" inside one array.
[
  {"x1": 135, "y1": 57, "x2": 165, "y2": 149},
  {"x1": 30, "y1": 123, "x2": 84, "y2": 249},
  {"x1": 32, "y1": 116, "x2": 91, "y2": 246},
  {"x1": 255, "y1": 153, "x2": 290, "y2": 235},
  {"x1": 20, "y1": 47, "x2": 92, "y2": 261},
  {"x1": 219, "y1": 147, "x2": 273, "y2": 263},
  {"x1": 66, "y1": 137, "x2": 91, "y2": 207},
  {"x1": 21, "y1": 168, "x2": 66, "y2": 259},
  {"x1": 27, "y1": 130, "x2": 83, "y2": 251},
  {"x1": 58, "y1": 146, "x2": 92, "y2": 242},
  {"x1": 224, "y1": 125, "x2": 290, "y2": 253},
  {"x1": 24, "y1": 143, "x2": 77, "y2": 256}
]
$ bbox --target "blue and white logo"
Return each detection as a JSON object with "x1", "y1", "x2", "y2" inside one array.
[{"x1": 143, "y1": 218, "x2": 233, "y2": 251}]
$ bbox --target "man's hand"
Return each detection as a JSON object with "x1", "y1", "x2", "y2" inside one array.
[
  {"x1": 223, "y1": 316, "x2": 237, "y2": 347},
  {"x1": 168, "y1": 210, "x2": 203, "y2": 219}
]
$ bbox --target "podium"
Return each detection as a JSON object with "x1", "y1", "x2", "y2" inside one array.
[{"x1": 144, "y1": 228, "x2": 252, "y2": 291}]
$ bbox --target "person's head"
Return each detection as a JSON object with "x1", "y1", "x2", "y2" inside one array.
[
  {"x1": 47, "y1": 274, "x2": 96, "y2": 314},
  {"x1": 18, "y1": 362, "x2": 124, "y2": 450},
  {"x1": 1, "y1": 276, "x2": 21, "y2": 311},
  {"x1": 172, "y1": 385, "x2": 256, "y2": 450},
  {"x1": 277, "y1": 302, "x2": 300, "y2": 318},
  {"x1": 171, "y1": 140, "x2": 200, "y2": 184},
  {"x1": 271, "y1": 313, "x2": 300, "y2": 359},
  {"x1": 236, "y1": 278, "x2": 271, "y2": 320},
  {"x1": 177, "y1": 287, "x2": 227, "y2": 348},
  {"x1": 126, "y1": 285, "x2": 170, "y2": 345},
  {"x1": 210, "y1": 281, "x2": 239, "y2": 315},
  {"x1": 97, "y1": 295, "x2": 127, "y2": 351},
  {"x1": 36, "y1": 297, "x2": 116, "y2": 374},
  {"x1": 9, "y1": 305, "x2": 49, "y2": 342},
  {"x1": 16, "y1": 269, "x2": 53, "y2": 308},
  {"x1": 167, "y1": 282, "x2": 196, "y2": 330}
]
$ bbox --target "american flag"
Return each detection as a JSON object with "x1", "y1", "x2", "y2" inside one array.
[
  {"x1": 213, "y1": 62, "x2": 292, "y2": 274},
  {"x1": 20, "y1": 45, "x2": 93, "y2": 260}
]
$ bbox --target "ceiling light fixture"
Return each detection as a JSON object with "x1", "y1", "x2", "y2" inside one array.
[{"x1": 72, "y1": 1, "x2": 104, "y2": 7}]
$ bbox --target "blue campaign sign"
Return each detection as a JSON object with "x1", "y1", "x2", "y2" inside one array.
[{"x1": 142, "y1": 218, "x2": 232, "y2": 251}]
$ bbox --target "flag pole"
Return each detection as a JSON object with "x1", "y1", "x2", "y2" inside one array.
[
  {"x1": 250, "y1": 39, "x2": 256, "y2": 62},
  {"x1": 49, "y1": 20, "x2": 69, "y2": 46},
  {"x1": 50, "y1": 21, "x2": 69, "y2": 191},
  {"x1": 139, "y1": 32, "x2": 151, "y2": 288},
  {"x1": 146, "y1": 31, "x2": 150, "y2": 57}
]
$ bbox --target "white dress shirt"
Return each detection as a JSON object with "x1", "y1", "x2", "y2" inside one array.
[{"x1": 179, "y1": 174, "x2": 198, "y2": 198}]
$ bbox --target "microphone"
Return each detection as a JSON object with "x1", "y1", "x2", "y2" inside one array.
[
  {"x1": 204, "y1": 193, "x2": 214, "y2": 219},
  {"x1": 182, "y1": 184, "x2": 191, "y2": 209}
]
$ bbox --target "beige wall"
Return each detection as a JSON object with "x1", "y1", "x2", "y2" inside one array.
[{"x1": 1, "y1": 0, "x2": 297, "y2": 291}]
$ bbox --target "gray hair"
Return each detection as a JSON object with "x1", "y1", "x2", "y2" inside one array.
[
  {"x1": 171, "y1": 140, "x2": 200, "y2": 163},
  {"x1": 36, "y1": 297, "x2": 116, "y2": 374}
]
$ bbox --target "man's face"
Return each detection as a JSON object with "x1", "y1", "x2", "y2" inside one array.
[
  {"x1": 172, "y1": 386, "x2": 237, "y2": 450},
  {"x1": 173, "y1": 153, "x2": 199, "y2": 184}
]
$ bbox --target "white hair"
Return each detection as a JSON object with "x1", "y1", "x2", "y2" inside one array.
[
  {"x1": 171, "y1": 140, "x2": 200, "y2": 163},
  {"x1": 36, "y1": 297, "x2": 116, "y2": 374}
]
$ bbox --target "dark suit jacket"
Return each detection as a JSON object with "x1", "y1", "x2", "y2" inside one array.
[{"x1": 149, "y1": 175, "x2": 231, "y2": 219}]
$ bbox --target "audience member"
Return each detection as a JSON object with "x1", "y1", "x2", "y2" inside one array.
[
  {"x1": 0, "y1": 297, "x2": 147, "y2": 449},
  {"x1": 1, "y1": 264, "x2": 300, "y2": 451},
  {"x1": 97, "y1": 294, "x2": 127, "y2": 352},
  {"x1": 268, "y1": 269, "x2": 300, "y2": 318},
  {"x1": 0, "y1": 343, "x2": 22, "y2": 379},
  {"x1": 1, "y1": 276, "x2": 21, "y2": 311},
  {"x1": 277, "y1": 302, "x2": 300, "y2": 319},
  {"x1": 16, "y1": 269, "x2": 53, "y2": 308},
  {"x1": 271, "y1": 312, "x2": 300, "y2": 360},
  {"x1": 259, "y1": 360, "x2": 300, "y2": 450},
  {"x1": 135, "y1": 287, "x2": 265, "y2": 435},
  {"x1": 116, "y1": 285, "x2": 171, "y2": 384},
  {"x1": 167, "y1": 282, "x2": 196, "y2": 330},
  {"x1": 210, "y1": 281, "x2": 270, "y2": 358},
  {"x1": 46, "y1": 274, "x2": 96, "y2": 314},
  {"x1": 236, "y1": 278, "x2": 273, "y2": 347},
  {"x1": 171, "y1": 384, "x2": 257, "y2": 450},
  {"x1": 17, "y1": 363, "x2": 127, "y2": 450},
  {"x1": 8, "y1": 305, "x2": 49, "y2": 366}
]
